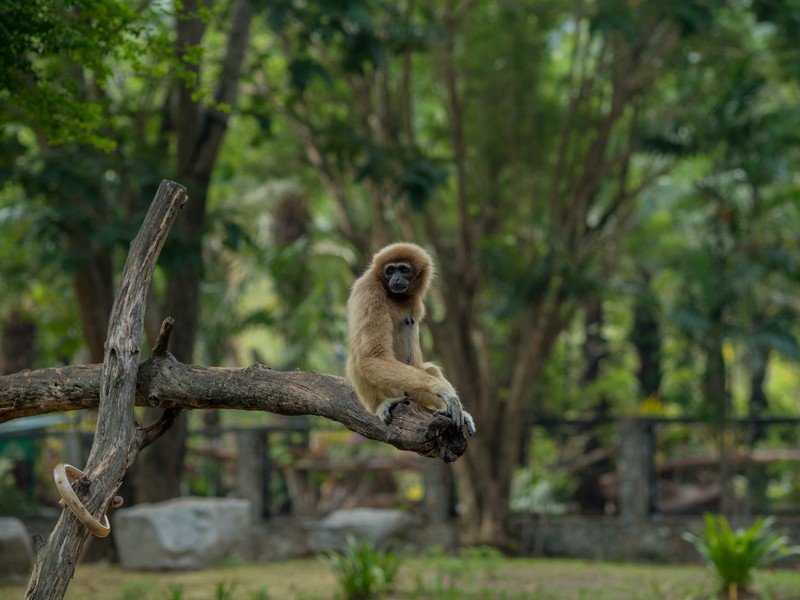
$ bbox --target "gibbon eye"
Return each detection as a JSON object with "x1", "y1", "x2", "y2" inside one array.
[{"x1": 385, "y1": 265, "x2": 396, "y2": 276}]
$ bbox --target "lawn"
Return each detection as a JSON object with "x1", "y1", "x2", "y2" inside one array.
[{"x1": 2, "y1": 555, "x2": 799, "y2": 599}]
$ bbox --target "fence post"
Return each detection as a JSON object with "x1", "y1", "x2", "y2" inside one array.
[
  {"x1": 235, "y1": 428, "x2": 266, "y2": 522},
  {"x1": 618, "y1": 419, "x2": 652, "y2": 521}
]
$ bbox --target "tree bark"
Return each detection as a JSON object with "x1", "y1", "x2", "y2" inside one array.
[
  {"x1": 1, "y1": 358, "x2": 468, "y2": 463},
  {"x1": 23, "y1": 180, "x2": 188, "y2": 600}
]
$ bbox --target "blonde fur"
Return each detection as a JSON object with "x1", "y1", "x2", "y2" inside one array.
[{"x1": 346, "y1": 242, "x2": 475, "y2": 434}]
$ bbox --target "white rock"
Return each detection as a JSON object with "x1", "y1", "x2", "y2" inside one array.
[
  {"x1": 0, "y1": 517, "x2": 33, "y2": 575},
  {"x1": 307, "y1": 508, "x2": 413, "y2": 552},
  {"x1": 113, "y1": 497, "x2": 250, "y2": 570}
]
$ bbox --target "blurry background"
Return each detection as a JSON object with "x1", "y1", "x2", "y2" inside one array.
[{"x1": 2, "y1": 0, "x2": 800, "y2": 556}]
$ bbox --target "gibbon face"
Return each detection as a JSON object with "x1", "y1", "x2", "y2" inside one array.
[
  {"x1": 369, "y1": 242, "x2": 432, "y2": 302},
  {"x1": 382, "y1": 261, "x2": 414, "y2": 295}
]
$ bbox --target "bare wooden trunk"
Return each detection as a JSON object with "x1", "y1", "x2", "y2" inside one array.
[{"x1": 24, "y1": 180, "x2": 188, "y2": 600}]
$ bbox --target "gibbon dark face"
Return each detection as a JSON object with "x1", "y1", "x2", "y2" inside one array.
[{"x1": 383, "y1": 262, "x2": 414, "y2": 295}]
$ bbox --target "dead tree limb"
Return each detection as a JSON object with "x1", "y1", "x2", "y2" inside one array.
[
  {"x1": 23, "y1": 180, "x2": 188, "y2": 600},
  {"x1": 0, "y1": 356, "x2": 468, "y2": 461}
]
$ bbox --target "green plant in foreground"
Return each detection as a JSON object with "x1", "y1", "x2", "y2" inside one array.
[
  {"x1": 118, "y1": 579, "x2": 154, "y2": 600},
  {"x1": 165, "y1": 583, "x2": 183, "y2": 600},
  {"x1": 248, "y1": 587, "x2": 271, "y2": 600},
  {"x1": 683, "y1": 513, "x2": 800, "y2": 599},
  {"x1": 214, "y1": 580, "x2": 238, "y2": 600},
  {"x1": 324, "y1": 535, "x2": 402, "y2": 599}
]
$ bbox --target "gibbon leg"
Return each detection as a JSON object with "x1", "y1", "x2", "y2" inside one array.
[
  {"x1": 375, "y1": 396, "x2": 411, "y2": 425},
  {"x1": 423, "y1": 362, "x2": 444, "y2": 378}
]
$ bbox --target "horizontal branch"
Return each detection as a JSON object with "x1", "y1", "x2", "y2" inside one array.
[{"x1": 0, "y1": 354, "x2": 468, "y2": 463}]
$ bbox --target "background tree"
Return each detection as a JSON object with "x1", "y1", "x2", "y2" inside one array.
[
  {"x1": 254, "y1": 0, "x2": 730, "y2": 545},
  {"x1": 133, "y1": 0, "x2": 254, "y2": 504}
]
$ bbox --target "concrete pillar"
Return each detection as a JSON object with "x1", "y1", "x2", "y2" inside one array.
[
  {"x1": 422, "y1": 460, "x2": 455, "y2": 524},
  {"x1": 617, "y1": 419, "x2": 653, "y2": 521},
  {"x1": 235, "y1": 429, "x2": 266, "y2": 522}
]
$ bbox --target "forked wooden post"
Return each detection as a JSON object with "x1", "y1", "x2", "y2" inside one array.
[{"x1": 24, "y1": 180, "x2": 188, "y2": 600}]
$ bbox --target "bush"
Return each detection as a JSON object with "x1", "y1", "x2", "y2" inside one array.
[
  {"x1": 323, "y1": 535, "x2": 401, "y2": 600},
  {"x1": 683, "y1": 513, "x2": 800, "y2": 598}
]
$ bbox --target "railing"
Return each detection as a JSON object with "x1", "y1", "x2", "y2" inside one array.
[
  {"x1": 529, "y1": 416, "x2": 800, "y2": 518},
  {"x1": 3, "y1": 415, "x2": 799, "y2": 520}
]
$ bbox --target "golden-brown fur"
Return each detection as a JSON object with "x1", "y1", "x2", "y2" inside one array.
[{"x1": 346, "y1": 242, "x2": 475, "y2": 434}]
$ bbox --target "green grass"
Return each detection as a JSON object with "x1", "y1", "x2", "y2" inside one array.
[{"x1": 2, "y1": 556, "x2": 799, "y2": 600}]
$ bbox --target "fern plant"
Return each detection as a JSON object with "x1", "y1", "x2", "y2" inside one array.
[
  {"x1": 683, "y1": 513, "x2": 800, "y2": 599},
  {"x1": 324, "y1": 535, "x2": 401, "y2": 600}
]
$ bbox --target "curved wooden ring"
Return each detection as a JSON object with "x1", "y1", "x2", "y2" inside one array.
[{"x1": 53, "y1": 463, "x2": 112, "y2": 538}]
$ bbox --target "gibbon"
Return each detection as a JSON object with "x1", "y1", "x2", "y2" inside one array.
[{"x1": 346, "y1": 242, "x2": 476, "y2": 435}]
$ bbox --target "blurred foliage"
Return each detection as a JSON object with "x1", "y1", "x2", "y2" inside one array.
[
  {"x1": 3, "y1": 0, "x2": 800, "y2": 530},
  {"x1": 3, "y1": 1, "x2": 798, "y2": 402},
  {"x1": 0, "y1": 0, "x2": 143, "y2": 149}
]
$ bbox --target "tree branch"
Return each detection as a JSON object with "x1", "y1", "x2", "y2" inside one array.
[
  {"x1": 0, "y1": 355, "x2": 468, "y2": 463},
  {"x1": 191, "y1": 0, "x2": 253, "y2": 178}
]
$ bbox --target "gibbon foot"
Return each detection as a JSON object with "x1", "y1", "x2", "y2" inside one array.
[
  {"x1": 436, "y1": 408, "x2": 477, "y2": 436},
  {"x1": 378, "y1": 397, "x2": 411, "y2": 425},
  {"x1": 439, "y1": 392, "x2": 465, "y2": 429},
  {"x1": 464, "y1": 411, "x2": 477, "y2": 436}
]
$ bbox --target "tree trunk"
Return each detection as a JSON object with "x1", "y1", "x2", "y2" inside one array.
[
  {"x1": 69, "y1": 249, "x2": 114, "y2": 363},
  {"x1": 132, "y1": 0, "x2": 253, "y2": 503},
  {"x1": 1, "y1": 311, "x2": 37, "y2": 375},
  {"x1": 438, "y1": 294, "x2": 567, "y2": 547},
  {"x1": 704, "y1": 328, "x2": 734, "y2": 515},
  {"x1": 452, "y1": 430, "x2": 515, "y2": 547},
  {"x1": 631, "y1": 274, "x2": 663, "y2": 401}
]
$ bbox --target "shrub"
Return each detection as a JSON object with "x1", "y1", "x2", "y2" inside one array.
[
  {"x1": 324, "y1": 535, "x2": 402, "y2": 599},
  {"x1": 683, "y1": 513, "x2": 800, "y2": 598}
]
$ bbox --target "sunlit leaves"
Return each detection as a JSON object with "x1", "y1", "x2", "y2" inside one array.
[{"x1": 0, "y1": 0, "x2": 143, "y2": 148}]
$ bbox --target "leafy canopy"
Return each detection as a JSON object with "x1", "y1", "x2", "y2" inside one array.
[{"x1": 0, "y1": 0, "x2": 142, "y2": 148}]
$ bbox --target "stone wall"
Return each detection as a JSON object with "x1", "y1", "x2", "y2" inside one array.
[
  {"x1": 19, "y1": 511, "x2": 800, "y2": 566},
  {"x1": 517, "y1": 514, "x2": 800, "y2": 564}
]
